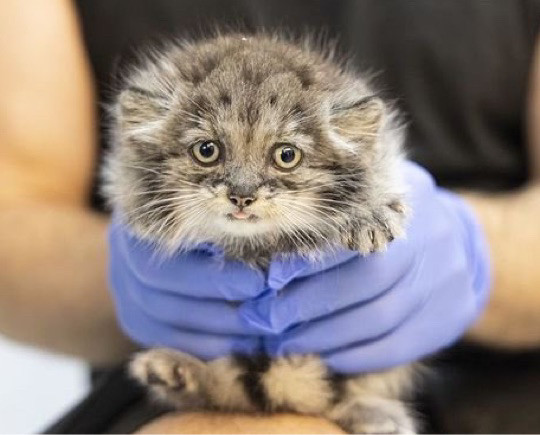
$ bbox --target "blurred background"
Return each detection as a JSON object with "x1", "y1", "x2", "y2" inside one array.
[{"x1": 0, "y1": 337, "x2": 87, "y2": 433}]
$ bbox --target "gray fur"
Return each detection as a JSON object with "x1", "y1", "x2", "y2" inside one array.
[{"x1": 104, "y1": 33, "x2": 418, "y2": 433}]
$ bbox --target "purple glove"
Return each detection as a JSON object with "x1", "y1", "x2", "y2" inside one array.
[
  {"x1": 108, "y1": 161, "x2": 491, "y2": 373},
  {"x1": 240, "y1": 162, "x2": 491, "y2": 373},
  {"x1": 109, "y1": 219, "x2": 359, "y2": 359},
  {"x1": 108, "y1": 224, "x2": 267, "y2": 359}
]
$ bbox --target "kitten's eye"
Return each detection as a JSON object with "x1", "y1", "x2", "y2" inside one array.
[
  {"x1": 273, "y1": 144, "x2": 302, "y2": 170},
  {"x1": 191, "y1": 141, "x2": 221, "y2": 165}
]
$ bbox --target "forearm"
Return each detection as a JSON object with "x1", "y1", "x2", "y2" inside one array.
[
  {"x1": 136, "y1": 412, "x2": 344, "y2": 434},
  {"x1": 0, "y1": 200, "x2": 134, "y2": 365},
  {"x1": 463, "y1": 184, "x2": 540, "y2": 348}
]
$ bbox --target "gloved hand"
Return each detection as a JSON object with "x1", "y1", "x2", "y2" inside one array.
[
  {"x1": 240, "y1": 161, "x2": 491, "y2": 373},
  {"x1": 108, "y1": 161, "x2": 491, "y2": 372},
  {"x1": 108, "y1": 223, "x2": 268, "y2": 359}
]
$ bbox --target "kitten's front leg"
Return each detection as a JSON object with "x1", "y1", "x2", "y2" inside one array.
[
  {"x1": 328, "y1": 396, "x2": 417, "y2": 434},
  {"x1": 327, "y1": 366, "x2": 419, "y2": 434},
  {"x1": 130, "y1": 349, "x2": 260, "y2": 412},
  {"x1": 344, "y1": 199, "x2": 407, "y2": 254},
  {"x1": 130, "y1": 348, "x2": 209, "y2": 410},
  {"x1": 131, "y1": 350, "x2": 335, "y2": 415}
]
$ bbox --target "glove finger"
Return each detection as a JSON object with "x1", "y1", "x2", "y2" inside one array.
[
  {"x1": 240, "y1": 236, "x2": 417, "y2": 334},
  {"x1": 267, "y1": 215, "x2": 472, "y2": 359},
  {"x1": 109, "y1": 221, "x2": 266, "y2": 300},
  {"x1": 267, "y1": 249, "x2": 359, "y2": 290},
  {"x1": 110, "y1": 259, "x2": 262, "y2": 335},
  {"x1": 321, "y1": 269, "x2": 479, "y2": 374},
  {"x1": 263, "y1": 250, "x2": 427, "y2": 355},
  {"x1": 113, "y1": 289, "x2": 262, "y2": 360}
]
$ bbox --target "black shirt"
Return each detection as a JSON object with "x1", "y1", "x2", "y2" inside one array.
[{"x1": 76, "y1": 0, "x2": 540, "y2": 210}]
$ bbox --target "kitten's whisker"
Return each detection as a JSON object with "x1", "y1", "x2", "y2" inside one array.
[
  {"x1": 117, "y1": 163, "x2": 163, "y2": 175},
  {"x1": 282, "y1": 195, "x2": 360, "y2": 207},
  {"x1": 290, "y1": 181, "x2": 365, "y2": 194},
  {"x1": 117, "y1": 188, "x2": 183, "y2": 197},
  {"x1": 154, "y1": 195, "x2": 208, "y2": 242},
  {"x1": 279, "y1": 200, "x2": 348, "y2": 235},
  {"x1": 281, "y1": 202, "x2": 330, "y2": 237},
  {"x1": 282, "y1": 209, "x2": 329, "y2": 248},
  {"x1": 125, "y1": 203, "x2": 175, "y2": 222},
  {"x1": 125, "y1": 193, "x2": 200, "y2": 214},
  {"x1": 277, "y1": 217, "x2": 305, "y2": 252},
  {"x1": 284, "y1": 201, "x2": 347, "y2": 217},
  {"x1": 128, "y1": 195, "x2": 207, "y2": 230},
  {"x1": 122, "y1": 192, "x2": 204, "y2": 221},
  {"x1": 152, "y1": 207, "x2": 182, "y2": 239},
  {"x1": 278, "y1": 197, "x2": 350, "y2": 213}
]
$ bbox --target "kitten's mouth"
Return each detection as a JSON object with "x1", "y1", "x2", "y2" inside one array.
[{"x1": 227, "y1": 211, "x2": 259, "y2": 222}]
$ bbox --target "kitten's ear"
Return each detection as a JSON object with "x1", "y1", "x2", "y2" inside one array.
[
  {"x1": 115, "y1": 87, "x2": 170, "y2": 143},
  {"x1": 118, "y1": 87, "x2": 169, "y2": 124},
  {"x1": 330, "y1": 96, "x2": 385, "y2": 145}
]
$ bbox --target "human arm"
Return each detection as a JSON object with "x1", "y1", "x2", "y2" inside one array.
[
  {"x1": 463, "y1": 34, "x2": 540, "y2": 349},
  {"x1": 464, "y1": 188, "x2": 540, "y2": 348},
  {"x1": 0, "y1": 0, "x2": 133, "y2": 365},
  {"x1": 135, "y1": 412, "x2": 344, "y2": 434}
]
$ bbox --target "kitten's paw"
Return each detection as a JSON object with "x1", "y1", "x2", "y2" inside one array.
[
  {"x1": 345, "y1": 200, "x2": 407, "y2": 254},
  {"x1": 330, "y1": 398, "x2": 417, "y2": 434},
  {"x1": 348, "y1": 411, "x2": 416, "y2": 434},
  {"x1": 130, "y1": 348, "x2": 206, "y2": 406}
]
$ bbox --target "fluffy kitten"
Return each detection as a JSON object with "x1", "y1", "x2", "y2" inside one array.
[{"x1": 104, "y1": 33, "x2": 418, "y2": 433}]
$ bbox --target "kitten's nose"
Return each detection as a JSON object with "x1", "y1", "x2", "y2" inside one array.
[{"x1": 228, "y1": 195, "x2": 257, "y2": 208}]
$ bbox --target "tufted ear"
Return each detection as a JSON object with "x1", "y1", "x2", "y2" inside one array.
[
  {"x1": 118, "y1": 86, "x2": 169, "y2": 123},
  {"x1": 116, "y1": 86, "x2": 170, "y2": 144},
  {"x1": 330, "y1": 96, "x2": 385, "y2": 145}
]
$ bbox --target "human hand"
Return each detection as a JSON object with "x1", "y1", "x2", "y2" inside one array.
[
  {"x1": 108, "y1": 219, "x2": 362, "y2": 359},
  {"x1": 108, "y1": 219, "x2": 271, "y2": 359},
  {"x1": 239, "y1": 161, "x2": 491, "y2": 373},
  {"x1": 108, "y1": 161, "x2": 490, "y2": 373}
]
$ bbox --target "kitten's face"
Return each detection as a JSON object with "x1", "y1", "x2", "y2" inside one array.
[
  {"x1": 164, "y1": 75, "x2": 344, "y2": 242},
  {"x1": 106, "y1": 36, "x2": 387, "y2": 253}
]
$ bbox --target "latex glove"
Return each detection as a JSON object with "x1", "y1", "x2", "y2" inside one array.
[
  {"x1": 108, "y1": 161, "x2": 490, "y2": 373},
  {"x1": 108, "y1": 221, "x2": 269, "y2": 359},
  {"x1": 239, "y1": 161, "x2": 491, "y2": 373},
  {"x1": 108, "y1": 218, "x2": 358, "y2": 360}
]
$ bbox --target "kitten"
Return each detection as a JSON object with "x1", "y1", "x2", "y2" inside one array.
[{"x1": 104, "y1": 33, "x2": 418, "y2": 433}]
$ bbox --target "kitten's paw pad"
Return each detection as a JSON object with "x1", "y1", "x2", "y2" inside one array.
[
  {"x1": 351, "y1": 420, "x2": 399, "y2": 434},
  {"x1": 331, "y1": 398, "x2": 416, "y2": 434},
  {"x1": 146, "y1": 362, "x2": 187, "y2": 391},
  {"x1": 346, "y1": 200, "x2": 407, "y2": 254},
  {"x1": 130, "y1": 349, "x2": 200, "y2": 394},
  {"x1": 348, "y1": 416, "x2": 416, "y2": 434}
]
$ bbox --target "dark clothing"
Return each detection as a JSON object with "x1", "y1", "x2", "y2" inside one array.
[
  {"x1": 79, "y1": 0, "x2": 540, "y2": 210},
  {"x1": 50, "y1": 0, "x2": 540, "y2": 432},
  {"x1": 44, "y1": 366, "x2": 169, "y2": 434}
]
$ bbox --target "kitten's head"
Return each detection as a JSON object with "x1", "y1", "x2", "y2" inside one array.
[{"x1": 104, "y1": 34, "x2": 404, "y2": 256}]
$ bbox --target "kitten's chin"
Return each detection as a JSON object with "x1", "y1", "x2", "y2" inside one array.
[{"x1": 215, "y1": 214, "x2": 276, "y2": 237}]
